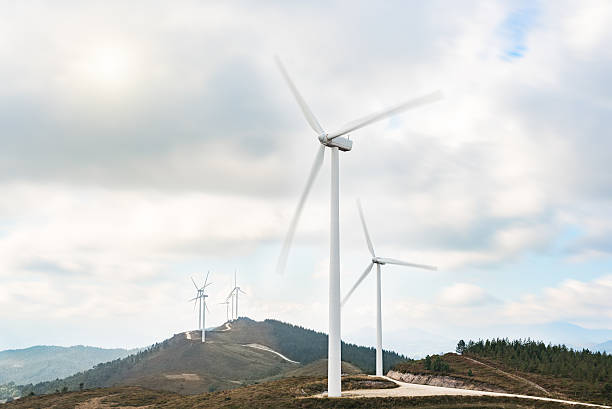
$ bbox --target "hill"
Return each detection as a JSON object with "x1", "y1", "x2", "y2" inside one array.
[
  {"x1": 13, "y1": 317, "x2": 408, "y2": 398},
  {"x1": 282, "y1": 359, "x2": 362, "y2": 377},
  {"x1": 390, "y1": 339, "x2": 612, "y2": 406},
  {"x1": 0, "y1": 345, "x2": 134, "y2": 385}
]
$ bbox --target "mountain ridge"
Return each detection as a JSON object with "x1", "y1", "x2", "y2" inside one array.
[
  {"x1": 12, "y1": 317, "x2": 408, "y2": 398},
  {"x1": 0, "y1": 344, "x2": 135, "y2": 385}
]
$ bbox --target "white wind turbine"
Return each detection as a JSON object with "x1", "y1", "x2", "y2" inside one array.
[
  {"x1": 226, "y1": 270, "x2": 246, "y2": 320},
  {"x1": 275, "y1": 57, "x2": 441, "y2": 396},
  {"x1": 189, "y1": 271, "x2": 212, "y2": 343},
  {"x1": 342, "y1": 200, "x2": 437, "y2": 376},
  {"x1": 219, "y1": 300, "x2": 231, "y2": 322}
]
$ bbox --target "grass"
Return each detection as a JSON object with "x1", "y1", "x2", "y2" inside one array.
[
  {"x1": 392, "y1": 353, "x2": 612, "y2": 406},
  {"x1": 4, "y1": 376, "x2": 597, "y2": 409},
  {"x1": 392, "y1": 353, "x2": 548, "y2": 396},
  {"x1": 283, "y1": 359, "x2": 362, "y2": 377}
]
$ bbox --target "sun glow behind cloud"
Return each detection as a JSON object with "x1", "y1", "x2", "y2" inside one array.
[
  {"x1": 1, "y1": 1, "x2": 612, "y2": 354},
  {"x1": 73, "y1": 44, "x2": 137, "y2": 95}
]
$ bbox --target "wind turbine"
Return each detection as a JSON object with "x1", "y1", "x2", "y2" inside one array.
[
  {"x1": 275, "y1": 57, "x2": 441, "y2": 396},
  {"x1": 342, "y1": 200, "x2": 436, "y2": 376},
  {"x1": 219, "y1": 300, "x2": 231, "y2": 322},
  {"x1": 189, "y1": 271, "x2": 212, "y2": 343},
  {"x1": 226, "y1": 270, "x2": 246, "y2": 320}
]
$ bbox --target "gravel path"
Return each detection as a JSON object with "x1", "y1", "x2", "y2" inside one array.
[{"x1": 332, "y1": 376, "x2": 611, "y2": 408}]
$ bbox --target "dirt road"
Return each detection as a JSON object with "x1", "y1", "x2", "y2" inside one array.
[{"x1": 333, "y1": 376, "x2": 611, "y2": 408}]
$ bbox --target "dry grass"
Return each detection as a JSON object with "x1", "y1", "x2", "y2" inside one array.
[
  {"x1": 4, "y1": 376, "x2": 590, "y2": 409},
  {"x1": 393, "y1": 353, "x2": 551, "y2": 397}
]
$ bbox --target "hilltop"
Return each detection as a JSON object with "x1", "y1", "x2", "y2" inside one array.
[
  {"x1": 13, "y1": 317, "x2": 407, "y2": 397},
  {"x1": 390, "y1": 338, "x2": 612, "y2": 406}
]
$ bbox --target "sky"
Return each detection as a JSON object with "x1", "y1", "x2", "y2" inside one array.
[{"x1": 1, "y1": 0, "x2": 612, "y2": 358}]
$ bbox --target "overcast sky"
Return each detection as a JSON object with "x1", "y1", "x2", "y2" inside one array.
[{"x1": 1, "y1": 0, "x2": 612, "y2": 357}]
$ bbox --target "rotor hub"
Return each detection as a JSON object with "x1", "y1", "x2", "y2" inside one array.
[{"x1": 318, "y1": 133, "x2": 353, "y2": 152}]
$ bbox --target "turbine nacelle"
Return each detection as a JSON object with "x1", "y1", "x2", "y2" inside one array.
[
  {"x1": 372, "y1": 257, "x2": 386, "y2": 265},
  {"x1": 318, "y1": 133, "x2": 353, "y2": 152}
]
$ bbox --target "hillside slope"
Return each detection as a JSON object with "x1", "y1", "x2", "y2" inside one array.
[
  {"x1": 211, "y1": 317, "x2": 408, "y2": 373},
  {"x1": 16, "y1": 317, "x2": 406, "y2": 397},
  {"x1": 19, "y1": 328, "x2": 299, "y2": 396},
  {"x1": 0, "y1": 345, "x2": 133, "y2": 384},
  {"x1": 391, "y1": 350, "x2": 612, "y2": 406}
]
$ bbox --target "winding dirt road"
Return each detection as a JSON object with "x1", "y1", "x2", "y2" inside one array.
[{"x1": 334, "y1": 376, "x2": 611, "y2": 408}]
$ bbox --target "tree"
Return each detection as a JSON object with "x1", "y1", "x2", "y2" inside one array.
[
  {"x1": 456, "y1": 340, "x2": 466, "y2": 354},
  {"x1": 432, "y1": 356, "x2": 449, "y2": 372},
  {"x1": 424, "y1": 355, "x2": 432, "y2": 370}
]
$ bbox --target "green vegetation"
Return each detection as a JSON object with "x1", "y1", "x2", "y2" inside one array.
[
  {"x1": 393, "y1": 352, "x2": 559, "y2": 395},
  {"x1": 423, "y1": 355, "x2": 450, "y2": 373},
  {"x1": 394, "y1": 339, "x2": 612, "y2": 405},
  {"x1": 264, "y1": 319, "x2": 410, "y2": 374},
  {"x1": 460, "y1": 338, "x2": 612, "y2": 382},
  {"x1": 0, "y1": 382, "x2": 20, "y2": 403},
  {"x1": 459, "y1": 338, "x2": 612, "y2": 404}
]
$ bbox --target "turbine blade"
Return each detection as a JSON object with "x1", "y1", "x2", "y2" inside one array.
[
  {"x1": 341, "y1": 262, "x2": 374, "y2": 306},
  {"x1": 378, "y1": 257, "x2": 437, "y2": 270},
  {"x1": 239, "y1": 288, "x2": 247, "y2": 295},
  {"x1": 204, "y1": 271, "x2": 209, "y2": 288},
  {"x1": 193, "y1": 298, "x2": 198, "y2": 311},
  {"x1": 356, "y1": 199, "x2": 375, "y2": 257},
  {"x1": 327, "y1": 90, "x2": 442, "y2": 140},
  {"x1": 191, "y1": 277, "x2": 198, "y2": 290},
  {"x1": 276, "y1": 145, "x2": 325, "y2": 275},
  {"x1": 205, "y1": 302, "x2": 210, "y2": 313},
  {"x1": 275, "y1": 56, "x2": 324, "y2": 135}
]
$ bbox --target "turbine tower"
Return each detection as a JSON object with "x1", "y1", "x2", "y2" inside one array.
[
  {"x1": 275, "y1": 57, "x2": 441, "y2": 396},
  {"x1": 342, "y1": 200, "x2": 437, "y2": 376},
  {"x1": 219, "y1": 300, "x2": 231, "y2": 322},
  {"x1": 226, "y1": 270, "x2": 246, "y2": 320},
  {"x1": 189, "y1": 271, "x2": 212, "y2": 343}
]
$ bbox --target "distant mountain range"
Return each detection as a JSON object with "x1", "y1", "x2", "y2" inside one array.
[
  {"x1": 594, "y1": 340, "x2": 612, "y2": 353},
  {"x1": 344, "y1": 321, "x2": 612, "y2": 358},
  {"x1": 0, "y1": 345, "x2": 135, "y2": 385}
]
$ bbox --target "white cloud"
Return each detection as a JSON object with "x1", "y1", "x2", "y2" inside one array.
[
  {"x1": 438, "y1": 283, "x2": 496, "y2": 307},
  {"x1": 504, "y1": 275, "x2": 612, "y2": 327},
  {"x1": 1, "y1": 1, "x2": 612, "y2": 351}
]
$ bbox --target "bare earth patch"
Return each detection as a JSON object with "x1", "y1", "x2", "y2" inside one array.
[{"x1": 163, "y1": 373, "x2": 201, "y2": 381}]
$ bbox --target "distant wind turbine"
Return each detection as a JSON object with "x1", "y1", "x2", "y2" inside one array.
[
  {"x1": 342, "y1": 200, "x2": 437, "y2": 376},
  {"x1": 275, "y1": 57, "x2": 441, "y2": 396},
  {"x1": 226, "y1": 270, "x2": 246, "y2": 320},
  {"x1": 189, "y1": 271, "x2": 212, "y2": 343},
  {"x1": 219, "y1": 299, "x2": 231, "y2": 322}
]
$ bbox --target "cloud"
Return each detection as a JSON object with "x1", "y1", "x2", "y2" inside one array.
[
  {"x1": 504, "y1": 275, "x2": 612, "y2": 327},
  {"x1": 1, "y1": 1, "x2": 612, "y2": 350},
  {"x1": 438, "y1": 283, "x2": 497, "y2": 307}
]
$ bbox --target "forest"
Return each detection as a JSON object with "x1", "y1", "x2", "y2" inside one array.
[
  {"x1": 458, "y1": 338, "x2": 612, "y2": 384},
  {"x1": 264, "y1": 319, "x2": 410, "y2": 373}
]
